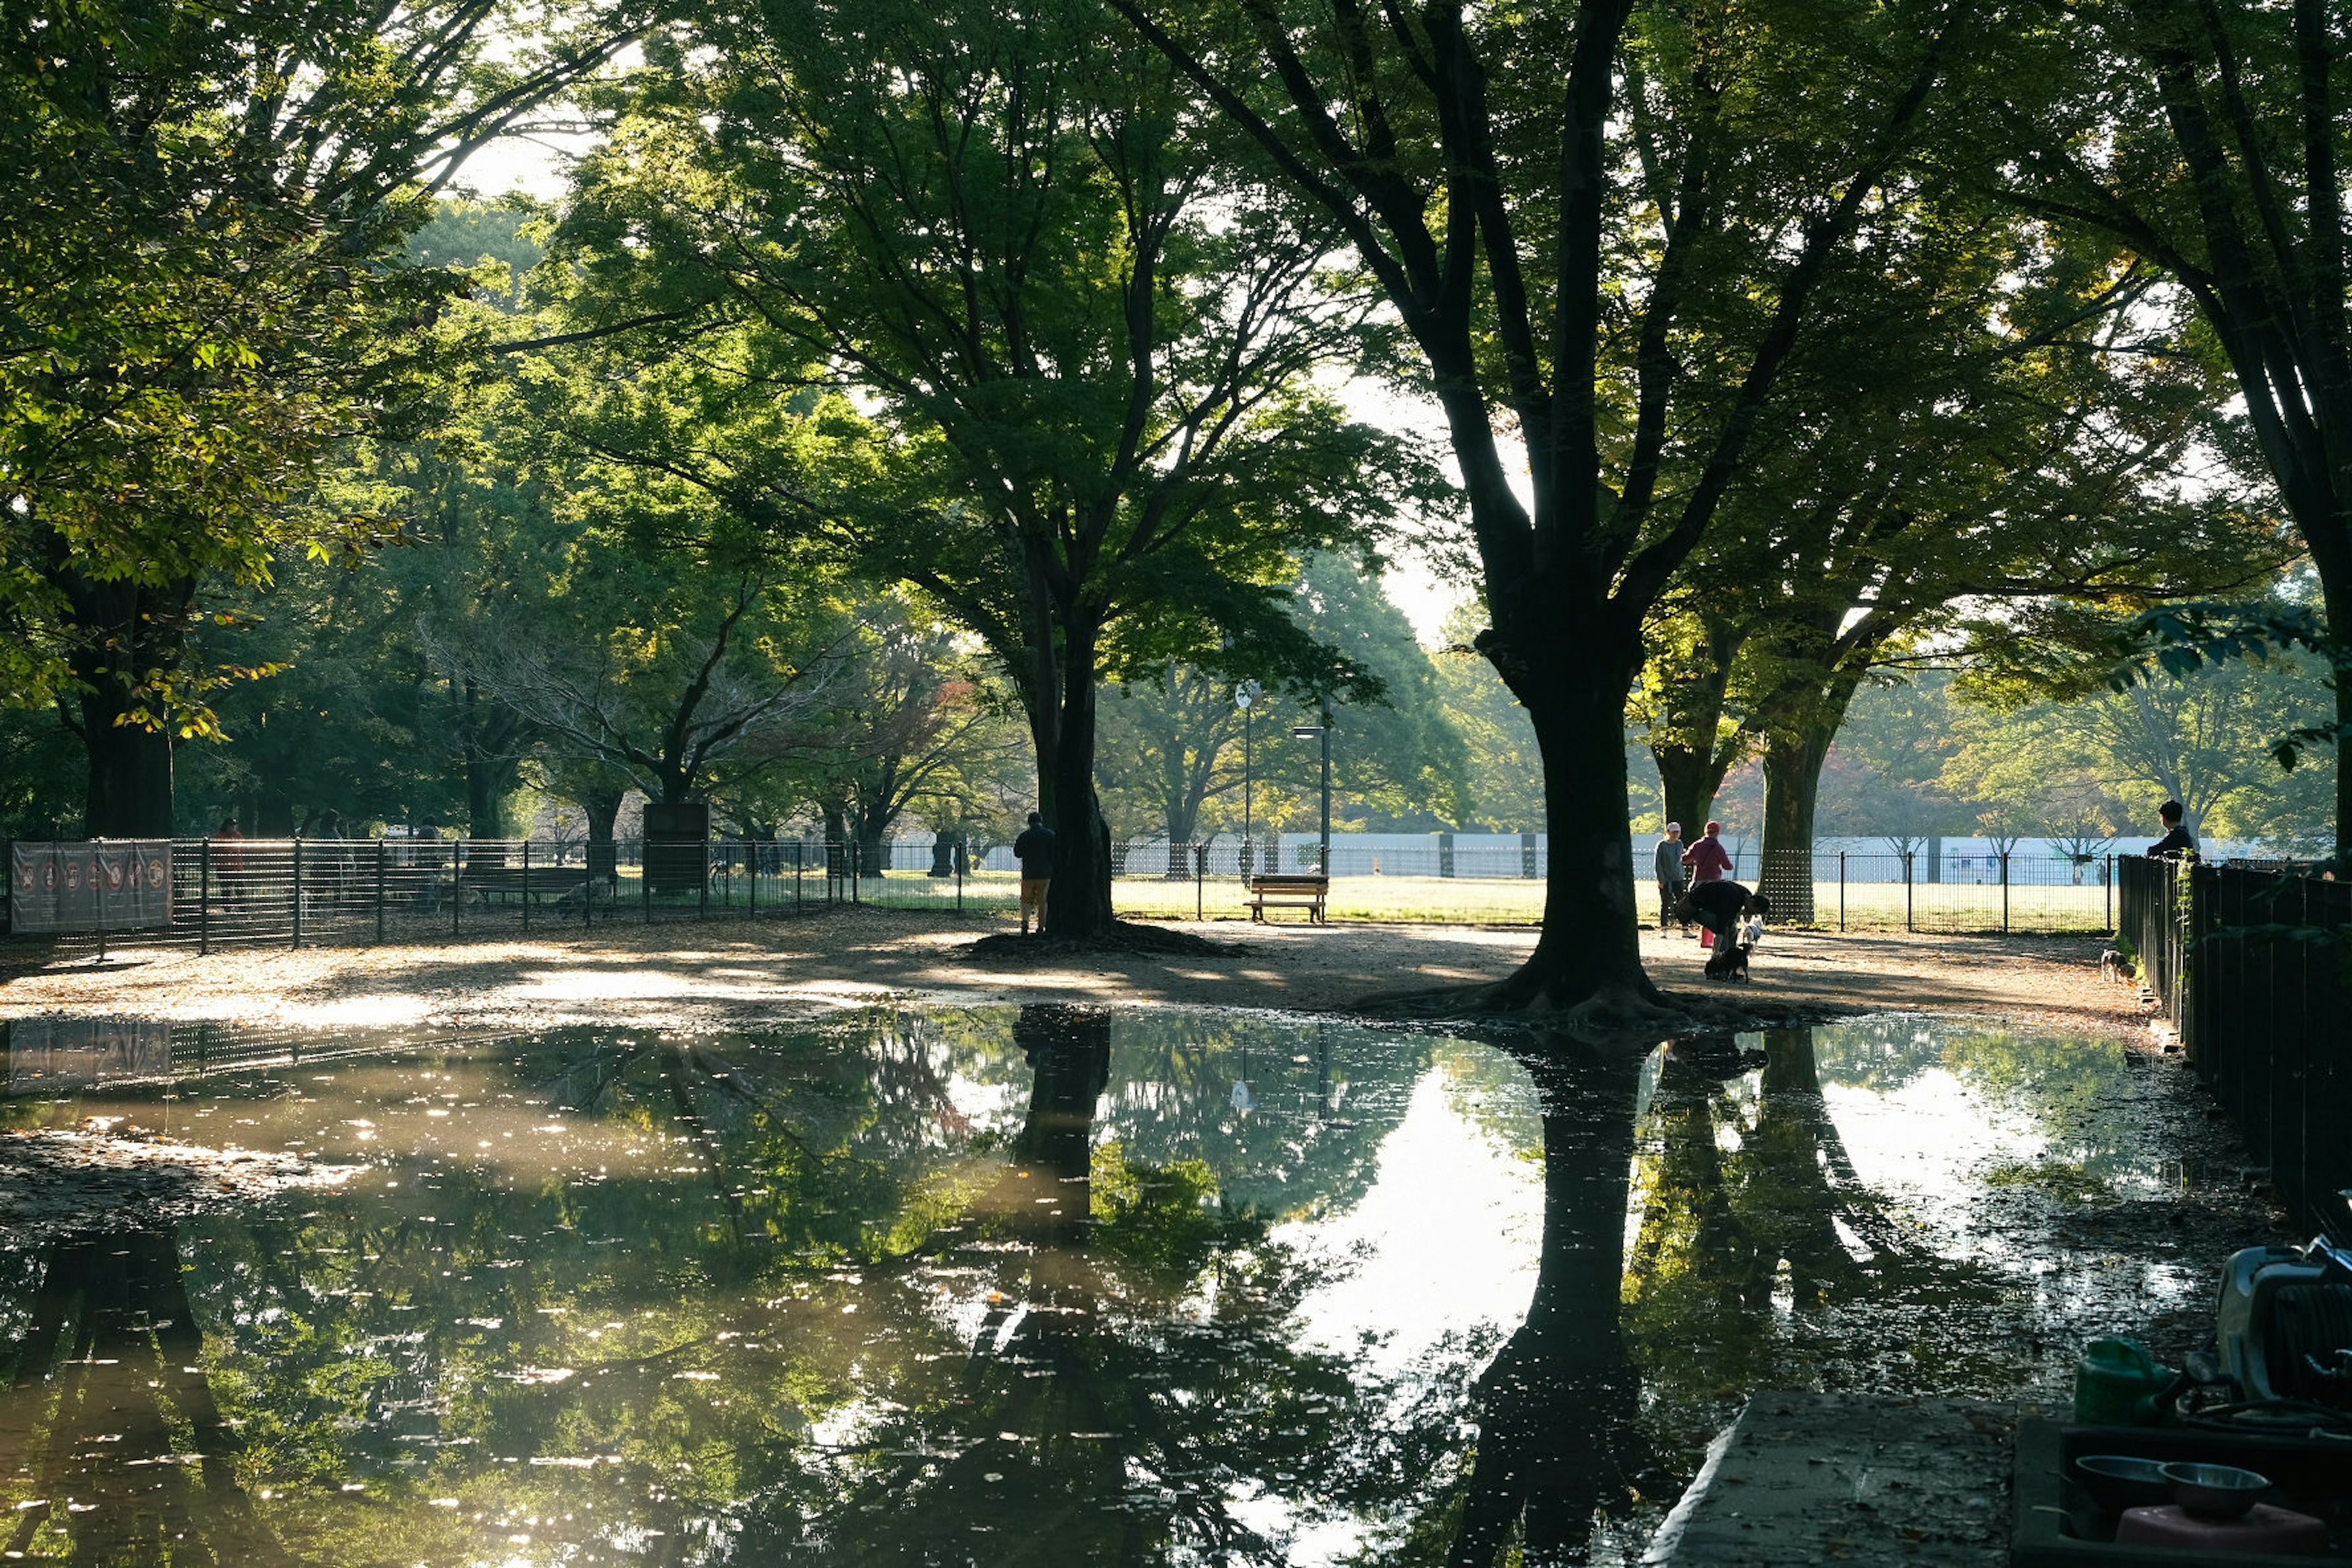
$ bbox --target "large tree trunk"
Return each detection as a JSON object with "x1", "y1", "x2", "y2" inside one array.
[
  {"x1": 255, "y1": 780, "x2": 297, "y2": 837},
  {"x1": 2321, "y1": 552, "x2": 2352, "y2": 862},
  {"x1": 77, "y1": 693, "x2": 175, "y2": 839},
  {"x1": 1044, "y1": 614, "x2": 1117, "y2": 940},
  {"x1": 1755, "y1": 665, "x2": 1867, "y2": 924},
  {"x1": 1479, "y1": 630, "x2": 1662, "y2": 1017},
  {"x1": 1649, "y1": 616, "x2": 1745, "y2": 832},
  {"x1": 459, "y1": 677, "x2": 522, "y2": 837},
  {"x1": 1162, "y1": 796, "x2": 1197, "y2": 880},
  {"x1": 1759, "y1": 728, "x2": 1832, "y2": 923},
  {"x1": 1654, "y1": 745, "x2": 1732, "y2": 842},
  {"x1": 582, "y1": 785, "x2": 625, "y2": 885},
  {"x1": 854, "y1": 795, "x2": 895, "y2": 877},
  {"x1": 61, "y1": 574, "x2": 192, "y2": 838}
]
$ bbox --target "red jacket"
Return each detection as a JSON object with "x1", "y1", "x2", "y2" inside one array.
[{"x1": 1682, "y1": 835, "x2": 1732, "y2": 881}]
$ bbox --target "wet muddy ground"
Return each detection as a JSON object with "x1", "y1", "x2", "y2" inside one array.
[{"x1": 0, "y1": 905, "x2": 2144, "y2": 1039}]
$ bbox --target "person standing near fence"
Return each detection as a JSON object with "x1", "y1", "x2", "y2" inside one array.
[
  {"x1": 1654, "y1": 822, "x2": 1689, "y2": 932},
  {"x1": 216, "y1": 819, "x2": 244, "y2": 910},
  {"x1": 2146, "y1": 799, "x2": 2195, "y2": 859},
  {"x1": 1683, "y1": 820, "x2": 1733, "y2": 883},
  {"x1": 1014, "y1": 811, "x2": 1054, "y2": 936},
  {"x1": 1681, "y1": 820, "x2": 1733, "y2": 943}
]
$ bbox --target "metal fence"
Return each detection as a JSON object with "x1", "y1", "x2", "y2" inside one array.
[
  {"x1": 2120, "y1": 855, "x2": 2352, "y2": 1234},
  {"x1": 1749, "y1": 848, "x2": 2118, "y2": 935},
  {"x1": 1104, "y1": 842, "x2": 2120, "y2": 932},
  {"x1": 2, "y1": 835, "x2": 2130, "y2": 956},
  {"x1": 1, "y1": 1014, "x2": 393, "y2": 1102},
  {"x1": 1, "y1": 837, "x2": 987, "y2": 957}
]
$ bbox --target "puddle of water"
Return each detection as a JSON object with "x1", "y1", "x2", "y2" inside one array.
[{"x1": 0, "y1": 1008, "x2": 2260, "y2": 1564}]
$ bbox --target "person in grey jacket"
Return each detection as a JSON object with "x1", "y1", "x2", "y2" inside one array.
[{"x1": 1654, "y1": 823, "x2": 1689, "y2": 932}]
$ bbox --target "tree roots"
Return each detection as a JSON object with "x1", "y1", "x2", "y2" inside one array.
[
  {"x1": 1351, "y1": 976, "x2": 1869, "y2": 1044},
  {"x1": 963, "y1": 920, "x2": 1235, "y2": 962}
]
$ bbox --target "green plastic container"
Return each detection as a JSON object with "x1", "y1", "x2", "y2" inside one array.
[{"x1": 2073, "y1": 1336, "x2": 2173, "y2": 1426}]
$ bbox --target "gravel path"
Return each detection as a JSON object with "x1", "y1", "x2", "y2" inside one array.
[{"x1": 0, "y1": 906, "x2": 2146, "y2": 1039}]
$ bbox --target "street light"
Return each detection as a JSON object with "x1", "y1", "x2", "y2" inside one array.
[
  {"x1": 1291, "y1": 720, "x2": 1330, "y2": 876},
  {"x1": 1235, "y1": 680, "x2": 1261, "y2": 874}
]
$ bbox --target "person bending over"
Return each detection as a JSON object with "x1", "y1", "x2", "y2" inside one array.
[{"x1": 1673, "y1": 880, "x2": 1770, "y2": 953}]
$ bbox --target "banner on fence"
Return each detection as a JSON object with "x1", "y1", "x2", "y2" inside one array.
[
  {"x1": 2, "y1": 1016, "x2": 174, "y2": 1093},
  {"x1": 7, "y1": 840, "x2": 172, "y2": 933}
]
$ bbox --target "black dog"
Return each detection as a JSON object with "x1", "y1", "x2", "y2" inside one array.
[{"x1": 1705, "y1": 941, "x2": 1752, "y2": 982}]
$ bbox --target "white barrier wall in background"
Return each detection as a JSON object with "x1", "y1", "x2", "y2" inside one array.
[
  {"x1": 949, "y1": 831, "x2": 2259, "y2": 880},
  {"x1": 941, "y1": 832, "x2": 2258, "y2": 884}
]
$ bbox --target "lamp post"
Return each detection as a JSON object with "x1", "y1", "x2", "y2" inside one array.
[
  {"x1": 1291, "y1": 720, "x2": 1330, "y2": 875},
  {"x1": 1235, "y1": 680, "x2": 1261, "y2": 875}
]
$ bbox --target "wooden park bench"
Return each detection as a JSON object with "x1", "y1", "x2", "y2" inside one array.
[
  {"x1": 447, "y1": 863, "x2": 603, "y2": 906},
  {"x1": 1247, "y1": 873, "x2": 1329, "y2": 924}
]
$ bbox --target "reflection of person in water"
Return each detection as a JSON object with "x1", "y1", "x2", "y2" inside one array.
[
  {"x1": 1004, "y1": 1003, "x2": 1114, "y2": 1245},
  {"x1": 1661, "y1": 1031, "x2": 1765, "y2": 1083},
  {"x1": 1624, "y1": 1025, "x2": 2000, "y2": 1422}
]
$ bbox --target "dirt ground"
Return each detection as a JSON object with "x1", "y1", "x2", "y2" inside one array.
[{"x1": 0, "y1": 906, "x2": 2151, "y2": 1039}]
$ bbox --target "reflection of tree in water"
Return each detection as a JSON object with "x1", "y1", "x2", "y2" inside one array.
[
  {"x1": 1931, "y1": 1025, "x2": 2139, "y2": 1180},
  {"x1": 798, "y1": 1004, "x2": 1376, "y2": 1564},
  {"x1": 0, "y1": 1230, "x2": 292, "y2": 1566},
  {"x1": 1090, "y1": 1014, "x2": 1434, "y2": 1221},
  {"x1": 1625, "y1": 1027, "x2": 2008, "y2": 1441},
  {"x1": 1430, "y1": 1031, "x2": 1652, "y2": 1568},
  {"x1": 532, "y1": 1021, "x2": 990, "y2": 1278},
  {"x1": 133, "y1": 1023, "x2": 1008, "y2": 1566},
  {"x1": 1800, "y1": 1016, "x2": 1945, "y2": 1095},
  {"x1": 1, "y1": 1008, "x2": 1558, "y2": 1564}
]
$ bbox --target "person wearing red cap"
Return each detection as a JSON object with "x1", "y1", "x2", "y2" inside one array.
[
  {"x1": 1681, "y1": 821, "x2": 1734, "y2": 942},
  {"x1": 1681, "y1": 821, "x2": 1732, "y2": 883}
]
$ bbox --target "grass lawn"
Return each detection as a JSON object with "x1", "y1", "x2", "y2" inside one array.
[{"x1": 703, "y1": 867, "x2": 2114, "y2": 934}]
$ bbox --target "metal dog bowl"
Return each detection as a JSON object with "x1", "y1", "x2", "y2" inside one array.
[
  {"x1": 2160, "y1": 1461, "x2": 2270, "y2": 1519},
  {"x1": 2074, "y1": 1454, "x2": 2171, "y2": 1513}
]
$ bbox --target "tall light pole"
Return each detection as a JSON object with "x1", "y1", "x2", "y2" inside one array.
[
  {"x1": 1291, "y1": 720, "x2": 1330, "y2": 875},
  {"x1": 1235, "y1": 680, "x2": 1261, "y2": 874}
]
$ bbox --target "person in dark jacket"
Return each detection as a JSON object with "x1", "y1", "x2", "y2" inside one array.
[
  {"x1": 1012, "y1": 811, "x2": 1055, "y2": 935},
  {"x1": 1653, "y1": 823, "x2": 1689, "y2": 932},
  {"x1": 1672, "y1": 880, "x2": 1769, "y2": 954},
  {"x1": 2146, "y1": 799, "x2": 2195, "y2": 859}
]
